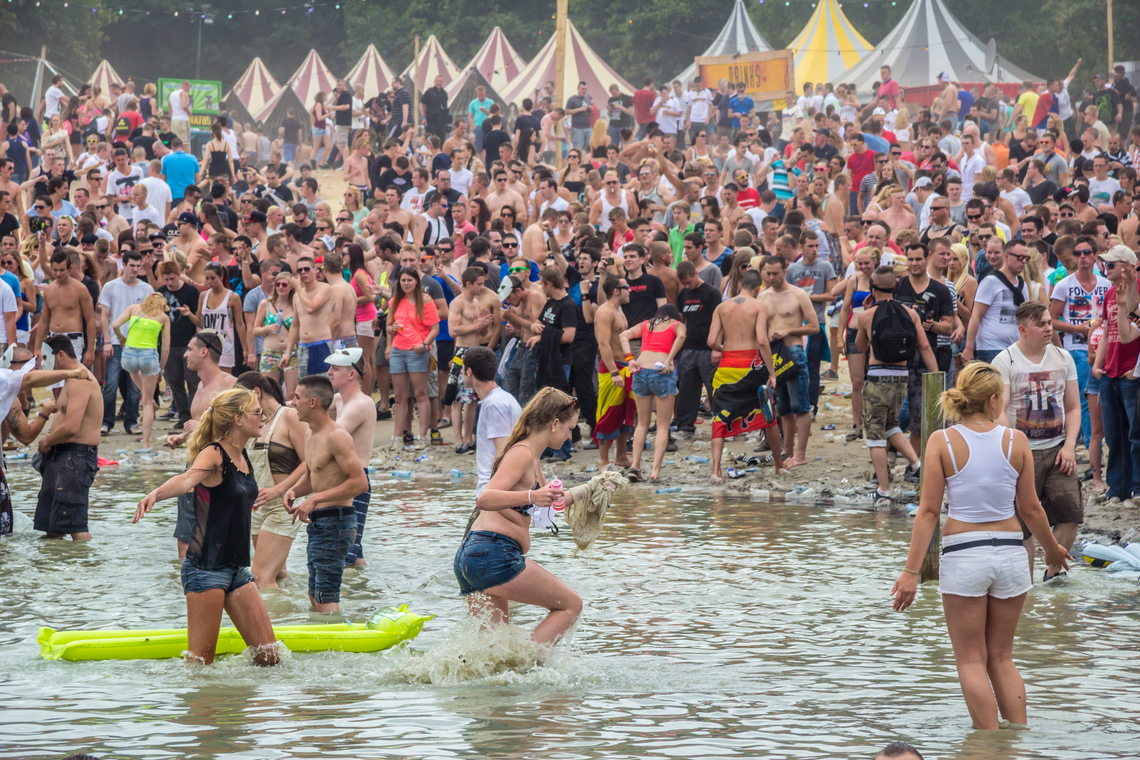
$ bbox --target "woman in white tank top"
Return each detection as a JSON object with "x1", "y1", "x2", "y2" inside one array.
[
  {"x1": 197, "y1": 263, "x2": 240, "y2": 370},
  {"x1": 891, "y1": 362, "x2": 1071, "y2": 730}
]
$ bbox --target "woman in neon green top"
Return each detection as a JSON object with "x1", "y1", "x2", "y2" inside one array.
[{"x1": 113, "y1": 293, "x2": 171, "y2": 448}]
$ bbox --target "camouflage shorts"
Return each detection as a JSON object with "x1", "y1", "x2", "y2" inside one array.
[{"x1": 863, "y1": 374, "x2": 907, "y2": 447}]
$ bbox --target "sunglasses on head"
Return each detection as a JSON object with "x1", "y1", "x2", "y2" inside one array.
[{"x1": 558, "y1": 397, "x2": 580, "y2": 414}]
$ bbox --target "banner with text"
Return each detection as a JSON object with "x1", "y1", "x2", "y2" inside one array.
[
  {"x1": 696, "y1": 50, "x2": 794, "y2": 104},
  {"x1": 157, "y1": 78, "x2": 223, "y2": 127}
]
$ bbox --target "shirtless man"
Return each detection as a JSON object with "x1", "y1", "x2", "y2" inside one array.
[
  {"x1": 593, "y1": 274, "x2": 633, "y2": 470},
  {"x1": 486, "y1": 168, "x2": 527, "y2": 220},
  {"x1": 758, "y1": 255, "x2": 820, "y2": 467},
  {"x1": 442, "y1": 119, "x2": 470, "y2": 157},
  {"x1": 446, "y1": 267, "x2": 496, "y2": 452},
  {"x1": 172, "y1": 211, "x2": 210, "y2": 285},
  {"x1": 932, "y1": 75, "x2": 959, "y2": 123},
  {"x1": 98, "y1": 194, "x2": 131, "y2": 242},
  {"x1": 166, "y1": 331, "x2": 237, "y2": 447},
  {"x1": 522, "y1": 208, "x2": 559, "y2": 263},
  {"x1": 326, "y1": 347, "x2": 376, "y2": 569},
  {"x1": 285, "y1": 255, "x2": 335, "y2": 377},
  {"x1": 32, "y1": 335, "x2": 104, "y2": 540},
  {"x1": 647, "y1": 241, "x2": 680, "y2": 305},
  {"x1": 34, "y1": 249, "x2": 97, "y2": 369},
  {"x1": 322, "y1": 250, "x2": 358, "y2": 351},
  {"x1": 283, "y1": 374, "x2": 368, "y2": 612},
  {"x1": 707, "y1": 268, "x2": 782, "y2": 480},
  {"x1": 385, "y1": 186, "x2": 415, "y2": 234},
  {"x1": 501, "y1": 273, "x2": 547, "y2": 407}
]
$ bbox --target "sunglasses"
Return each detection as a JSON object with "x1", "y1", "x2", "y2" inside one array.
[
  {"x1": 967, "y1": 214, "x2": 983, "y2": 221},
  {"x1": 509, "y1": 266, "x2": 529, "y2": 274},
  {"x1": 861, "y1": 220, "x2": 874, "y2": 226},
  {"x1": 437, "y1": 246, "x2": 453, "y2": 253},
  {"x1": 275, "y1": 281, "x2": 291, "y2": 287},
  {"x1": 501, "y1": 211, "x2": 514, "y2": 216},
  {"x1": 1008, "y1": 253, "x2": 1030, "y2": 263},
  {"x1": 932, "y1": 206, "x2": 950, "y2": 211},
  {"x1": 813, "y1": 168, "x2": 827, "y2": 173},
  {"x1": 297, "y1": 266, "x2": 312, "y2": 273},
  {"x1": 1075, "y1": 248, "x2": 1096, "y2": 256},
  {"x1": 502, "y1": 241, "x2": 519, "y2": 249},
  {"x1": 558, "y1": 397, "x2": 580, "y2": 414},
  {"x1": 1104, "y1": 261, "x2": 1120, "y2": 270},
  {"x1": 605, "y1": 181, "x2": 618, "y2": 186},
  {"x1": 1060, "y1": 211, "x2": 1075, "y2": 218}
]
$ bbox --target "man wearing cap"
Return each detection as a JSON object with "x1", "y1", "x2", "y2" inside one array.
[
  {"x1": 243, "y1": 209, "x2": 268, "y2": 254},
  {"x1": 160, "y1": 136, "x2": 199, "y2": 206},
  {"x1": 327, "y1": 346, "x2": 376, "y2": 568},
  {"x1": 173, "y1": 211, "x2": 209, "y2": 284},
  {"x1": 811, "y1": 128, "x2": 838, "y2": 164}
]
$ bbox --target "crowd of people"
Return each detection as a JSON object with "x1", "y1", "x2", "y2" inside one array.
[{"x1": 1, "y1": 60, "x2": 1137, "y2": 726}]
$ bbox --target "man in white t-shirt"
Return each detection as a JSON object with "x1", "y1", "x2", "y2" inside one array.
[
  {"x1": 536, "y1": 176, "x2": 569, "y2": 216},
  {"x1": 685, "y1": 79, "x2": 712, "y2": 143},
  {"x1": 98, "y1": 251, "x2": 154, "y2": 435},
  {"x1": 956, "y1": 132, "x2": 985, "y2": 202},
  {"x1": 653, "y1": 84, "x2": 683, "y2": 139},
  {"x1": 463, "y1": 346, "x2": 521, "y2": 495},
  {"x1": 40, "y1": 75, "x2": 66, "y2": 120},
  {"x1": 1049, "y1": 235, "x2": 1109, "y2": 445},
  {"x1": 129, "y1": 184, "x2": 164, "y2": 231},
  {"x1": 106, "y1": 148, "x2": 145, "y2": 221},
  {"x1": 400, "y1": 168, "x2": 431, "y2": 217},
  {"x1": 998, "y1": 168, "x2": 1032, "y2": 219},
  {"x1": 140, "y1": 159, "x2": 172, "y2": 222},
  {"x1": 993, "y1": 299, "x2": 1081, "y2": 581},
  {"x1": 965, "y1": 240, "x2": 1031, "y2": 363},
  {"x1": 1087, "y1": 153, "x2": 1121, "y2": 207}
]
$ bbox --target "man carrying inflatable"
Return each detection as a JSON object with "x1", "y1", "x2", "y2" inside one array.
[{"x1": 706, "y1": 268, "x2": 783, "y2": 480}]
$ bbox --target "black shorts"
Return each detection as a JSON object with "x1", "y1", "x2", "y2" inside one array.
[
  {"x1": 34, "y1": 443, "x2": 98, "y2": 534},
  {"x1": 436, "y1": 339, "x2": 455, "y2": 370}
]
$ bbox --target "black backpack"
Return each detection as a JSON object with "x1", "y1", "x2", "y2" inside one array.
[{"x1": 870, "y1": 299, "x2": 918, "y2": 364}]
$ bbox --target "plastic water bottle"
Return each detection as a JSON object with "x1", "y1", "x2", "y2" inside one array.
[
  {"x1": 449, "y1": 468, "x2": 463, "y2": 478},
  {"x1": 391, "y1": 470, "x2": 413, "y2": 479},
  {"x1": 549, "y1": 479, "x2": 565, "y2": 512},
  {"x1": 655, "y1": 487, "x2": 682, "y2": 494},
  {"x1": 684, "y1": 455, "x2": 710, "y2": 463},
  {"x1": 414, "y1": 454, "x2": 430, "y2": 463},
  {"x1": 365, "y1": 466, "x2": 376, "y2": 475}
]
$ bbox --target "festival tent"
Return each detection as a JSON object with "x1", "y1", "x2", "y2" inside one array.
[
  {"x1": 401, "y1": 35, "x2": 461, "y2": 91},
  {"x1": 224, "y1": 57, "x2": 281, "y2": 128},
  {"x1": 499, "y1": 19, "x2": 634, "y2": 107},
  {"x1": 459, "y1": 26, "x2": 527, "y2": 97},
  {"x1": 88, "y1": 60, "x2": 125, "y2": 94},
  {"x1": 346, "y1": 43, "x2": 397, "y2": 100},
  {"x1": 446, "y1": 68, "x2": 508, "y2": 127},
  {"x1": 787, "y1": 0, "x2": 873, "y2": 87},
  {"x1": 251, "y1": 83, "x2": 309, "y2": 136},
  {"x1": 288, "y1": 49, "x2": 339, "y2": 108},
  {"x1": 839, "y1": 0, "x2": 1038, "y2": 93},
  {"x1": 673, "y1": 0, "x2": 773, "y2": 85}
]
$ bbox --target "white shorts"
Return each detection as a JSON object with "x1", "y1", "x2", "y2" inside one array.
[
  {"x1": 938, "y1": 531, "x2": 1031, "y2": 598},
  {"x1": 355, "y1": 320, "x2": 375, "y2": 338},
  {"x1": 16, "y1": 329, "x2": 29, "y2": 346}
]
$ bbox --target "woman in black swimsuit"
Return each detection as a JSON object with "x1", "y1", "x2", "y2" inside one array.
[
  {"x1": 561, "y1": 150, "x2": 588, "y2": 200},
  {"x1": 454, "y1": 387, "x2": 584, "y2": 645},
  {"x1": 134, "y1": 388, "x2": 279, "y2": 665}
]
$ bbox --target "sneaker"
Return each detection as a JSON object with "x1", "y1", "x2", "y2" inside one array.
[
  {"x1": 455, "y1": 442, "x2": 476, "y2": 454},
  {"x1": 665, "y1": 437, "x2": 678, "y2": 452},
  {"x1": 845, "y1": 427, "x2": 864, "y2": 442},
  {"x1": 173, "y1": 420, "x2": 186, "y2": 431},
  {"x1": 412, "y1": 436, "x2": 428, "y2": 450},
  {"x1": 905, "y1": 463, "x2": 921, "y2": 483},
  {"x1": 1078, "y1": 468, "x2": 1094, "y2": 483},
  {"x1": 375, "y1": 403, "x2": 392, "y2": 421},
  {"x1": 100, "y1": 424, "x2": 111, "y2": 436},
  {"x1": 389, "y1": 440, "x2": 403, "y2": 451},
  {"x1": 754, "y1": 439, "x2": 771, "y2": 453},
  {"x1": 124, "y1": 424, "x2": 139, "y2": 436},
  {"x1": 582, "y1": 440, "x2": 599, "y2": 450},
  {"x1": 696, "y1": 407, "x2": 713, "y2": 419},
  {"x1": 430, "y1": 429, "x2": 444, "y2": 446},
  {"x1": 1042, "y1": 569, "x2": 1068, "y2": 582},
  {"x1": 403, "y1": 431, "x2": 414, "y2": 447},
  {"x1": 822, "y1": 369, "x2": 839, "y2": 380}
]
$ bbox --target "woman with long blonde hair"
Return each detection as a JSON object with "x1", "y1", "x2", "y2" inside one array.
[
  {"x1": 458, "y1": 387, "x2": 610, "y2": 644},
  {"x1": 892, "y1": 361, "x2": 1070, "y2": 728},
  {"x1": 253, "y1": 272, "x2": 299, "y2": 397},
  {"x1": 589, "y1": 118, "x2": 609, "y2": 164},
  {"x1": 893, "y1": 108, "x2": 913, "y2": 149},
  {"x1": 112, "y1": 292, "x2": 171, "y2": 447},
  {"x1": 134, "y1": 387, "x2": 279, "y2": 666},
  {"x1": 947, "y1": 243, "x2": 977, "y2": 373},
  {"x1": 836, "y1": 247, "x2": 878, "y2": 439}
]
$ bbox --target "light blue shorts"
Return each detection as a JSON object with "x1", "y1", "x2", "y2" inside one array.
[{"x1": 121, "y1": 346, "x2": 161, "y2": 376}]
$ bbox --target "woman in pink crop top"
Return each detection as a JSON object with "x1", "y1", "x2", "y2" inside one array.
[
  {"x1": 618, "y1": 305, "x2": 686, "y2": 483},
  {"x1": 346, "y1": 244, "x2": 378, "y2": 399},
  {"x1": 892, "y1": 362, "x2": 1071, "y2": 730}
]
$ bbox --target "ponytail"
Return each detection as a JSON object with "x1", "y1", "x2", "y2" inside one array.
[
  {"x1": 186, "y1": 388, "x2": 258, "y2": 460},
  {"x1": 938, "y1": 361, "x2": 1002, "y2": 423}
]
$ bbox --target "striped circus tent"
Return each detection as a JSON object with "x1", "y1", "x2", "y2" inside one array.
[
  {"x1": 228, "y1": 57, "x2": 281, "y2": 118},
  {"x1": 346, "y1": 44, "x2": 397, "y2": 100},
  {"x1": 788, "y1": 0, "x2": 873, "y2": 87},
  {"x1": 288, "y1": 49, "x2": 338, "y2": 108},
  {"x1": 88, "y1": 60, "x2": 125, "y2": 94},
  {"x1": 459, "y1": 26, "x2": 526, "y2": 97},
  {"x1": 674, "y1": 0, "x2": 773, "y2": 85},
  {"x1": 500, "y1": 19, "x2": 634, "y2": 107},
  {"x1": 401, "y1": 35, "x2": 461, "y2": 91},
  {"x1": 839, "y1": 0, "x2": 1038, "y2": 91}
]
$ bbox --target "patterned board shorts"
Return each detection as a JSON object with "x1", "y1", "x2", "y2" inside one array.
[{"x1": 259, "y1": 349, "x2": 297, "y2": 373}]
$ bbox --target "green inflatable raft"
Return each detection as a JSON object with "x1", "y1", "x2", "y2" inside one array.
[{"x1": 38, "y1": 605, "x2": 432, "y2": 661}]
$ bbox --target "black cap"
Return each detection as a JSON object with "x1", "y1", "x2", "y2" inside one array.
[
  {"x1": 162, "y1": 223, "x2": 179, "y2": 241},
  {"x1": 245, "y1": 209, "x2": 267, "y2": 224},
  {"x1": 177, "y1": 211, "x2": 199, "y2": 226},
  {"x1": 80, "y1": 233, "x2": 98, "y2": 244}
]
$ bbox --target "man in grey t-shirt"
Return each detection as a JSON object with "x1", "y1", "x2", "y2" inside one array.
[
  {"x1": 565, "y1": 82, "x2": 593, "y2": 151},
  {"x1": 785, "y1": 231, "x2": 837, "y2": 412},
  {"x1": 462, "y1": 347, "x2": 521, "y2": 495}
]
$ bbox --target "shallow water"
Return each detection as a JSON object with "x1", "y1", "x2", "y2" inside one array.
[{"x1": 1, "y1": 464, "x2": 1138, "y2": 760}]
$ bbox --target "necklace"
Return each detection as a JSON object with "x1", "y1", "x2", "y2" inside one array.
[{"x1": 963, "y1": 419, "x2": 995, "y2": 425}]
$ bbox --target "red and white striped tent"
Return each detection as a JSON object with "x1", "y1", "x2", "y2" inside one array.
[
  {"x1": 288, "y1": 49, "x2": 338, "y2": 108},
  {"x1": 88, "y1": 60, "x2": 126, "y2": 95},
  {"x1": 453, "y1": 26, "x2": 526, "y2": 99},
  {"x1": 346, "y1": 44, "x2": 398, "y2": 100},
  {"x1": 400, "y1": 35, "x2": 461, "y2": 91},
  {"x1": 499, "y1": 19, "x2": 634, "y2": 107},
  {"x1": 228, "y1": 57, "x2": 282, "y2": 119}
]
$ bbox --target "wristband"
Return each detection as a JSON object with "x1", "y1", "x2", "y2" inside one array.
[
  {"x1": 624, "y1": 354, "x2": 634, "y2": 362},
  {"x1": 38, "y1": 411, "x2": 50, "y2": 421},
  {"x1": 903, "y1": 567, "x2": 919, "y2": 576}
]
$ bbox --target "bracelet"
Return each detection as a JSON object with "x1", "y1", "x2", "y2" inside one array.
[
  {"x1": 624, "y1": 354, "x2": 634, "y2": 362},
  {"x1": 903, "y1": 567, "x2": 919, "y2": 576},
  {"x1": 38, "y1": 411, "x2": 50, "y2": 421}
]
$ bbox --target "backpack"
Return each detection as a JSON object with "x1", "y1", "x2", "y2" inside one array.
[{"x1": 870, "y1": 299, "x2": 918, "y2": 364}]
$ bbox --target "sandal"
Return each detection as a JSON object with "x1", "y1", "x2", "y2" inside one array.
[{"x1": 626, "y1": 467, "x2": 641, "y2": 483}]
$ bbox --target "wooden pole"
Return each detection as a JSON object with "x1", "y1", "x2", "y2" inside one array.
[
  {"x1": 1107, "y1": 0, "x2": 1114, "y2": 75},
  {"x1": 30, "y1": 45, "x2": 47, "y2": 119},
  {"x1": 412, "y1": 35, "x2": 421, "y2": 136},
  {"x1": 918, "y1": 370, "x2": 946, "y2": 583},
  {"x1": 554, "y1": 0, "x2": 568, "y2": 172}
]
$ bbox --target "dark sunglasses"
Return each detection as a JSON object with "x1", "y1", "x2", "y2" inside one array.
[
  {"x1": 297, "y1": 266, "x2": 312, "y2": 273},
  {"x1": 502, "y1": 241, "x2": 519, "y2": 249},
  {"x1": 975, "y1": 234, "x2": 993, "y2": 242},
  {"x1": 1075, "y1": 248, "x2": 1096, "y2": 256},
  {"x1": 967, "y1": 214, "x2": 983, "y2": 221}
]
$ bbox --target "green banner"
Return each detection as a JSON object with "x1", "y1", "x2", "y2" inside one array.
[{"x1": 158, "y1": 78, "x2": 223, "y2": 124}]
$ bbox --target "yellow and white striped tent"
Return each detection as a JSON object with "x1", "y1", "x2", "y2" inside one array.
[{"x1": 787, "y1": 0, "x2": 873, "y2": 87}]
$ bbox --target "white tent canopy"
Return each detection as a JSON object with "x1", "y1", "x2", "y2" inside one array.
[
  {"x1": 228, "y1": 57, "x2": 281, "y2": 119},
  {"x1": 346, "y1": 44, "x2": 397, "y2": 101},
  {"x1": 458, "y1": 27, "x2": 526, "y2": 97},
  {"x1": 88, "y1": 60, "x2": 126, "y2": 96},
  {"x1": 401, "y1": 35, "x2": 461, "y2": 91},
  {"x1": 674, "y1": 0, "x2": 773, "y2": 85},
  {"x1": 289, "y1": 49, "x2": 338, "y2": 108},
  {"x1": 500, "y1": 19, "x2": 634, "y2": 107}
]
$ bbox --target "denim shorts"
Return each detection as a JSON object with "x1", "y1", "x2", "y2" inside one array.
[
  {"x1": 454, "y1": 530, "x2": 527, "y2": 596},
  {"x1": 121, "y1": 346, "x2": 161, "y2": 376},
  {"x1": 390, "y1": 346, "x2": 431, "y2": 374},
  {"x1": 306, "y1": 508, "x2": 357, "y2": 604},
  {"x1": 311, "y1": 127, "x2": 328, "y2": 137},
  {"x1": 775, "y1": 344, "x2": 810, "y2": 415},
  {"x1": 631, "y1": 366, "x2": 678, "y2": 397},
  {"x1": 1085, "y1": 374, "x2": 1101, "y2": 396},
  {"x1": 180, "y1": 559, "x2": 256, "y2": 595}
]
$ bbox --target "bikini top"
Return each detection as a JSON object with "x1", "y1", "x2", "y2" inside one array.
[
  {"x1": 508, "y1": 443, "x2": 542, "y2": 515},
  {"x1": 264, "y1": 308, "x2": 294, "y2": 330}
]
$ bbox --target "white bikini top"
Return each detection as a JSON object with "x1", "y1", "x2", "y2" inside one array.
[{"x1": 942, "y1": 424, "x2": 1018, "y2": 523}]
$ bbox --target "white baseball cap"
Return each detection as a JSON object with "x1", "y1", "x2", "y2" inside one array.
[
  {"x1": 1101, "y1": 244, "x2": 1138, "y2": 265},
  {"x1": 872, "y1": 107, "x2": 886, "y2": 116}
]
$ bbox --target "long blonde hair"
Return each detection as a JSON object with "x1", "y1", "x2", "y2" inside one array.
[
  {"x1": 950, "y1": 243, "x2": 972, "y2": 290},
  {"x1": 589, "y1": 118, "x2": 608, "y2": 150},
  {"x1": 938, "y1": 361, "x2": 1003, "y2": 423},
  {"x1": 141, "y1": 292, "x2": 170, "y2": 317},
  {"x1": 186, "y1": 388, "x2": 259, "y2": 461},
  {"x1": 1024, "y1": 246, "x2": 1046, "y2": 295},
  {"x1": 490, "y1": 387, "x2": 578, "y2": 475},
  {"x1": 893, "y1": 108, "x2": 910, "y2": 131}
]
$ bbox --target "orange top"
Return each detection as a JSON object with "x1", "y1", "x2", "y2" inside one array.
[{"x1": 640, "y1": 320, "x2": 678, "y2": 353}]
